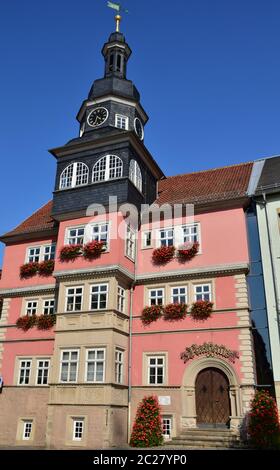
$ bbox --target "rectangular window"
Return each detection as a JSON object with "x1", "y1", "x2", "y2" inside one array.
[
  {"x1": 67, "y1": 227, "x2": 85, "y2": 245},
  {"x1": 148, "y1": 356, "x2": 164, "y2": 385},
  {"x1": 90, "y1": 284, "x2": 108, "y2": 310},
  {"x1": 66, "y1": 287, "x2": 83, "y2": 312},
  {"x1": 60, "y1": 350, "x2": 79, "y2": 382},
  {"x1": 36, "y1": 359, "x2": 50, "y2": 385},
  {"x1": 171, "y1": 287, "x2": 187, "y2": 304},
  {"x1": 25, "y1": 300, "x2": 38, "y2": 316},
  {"x1": 43, "y1": 244, "x2": 56, "y2": 261},
  {"x1": 194, "y1": 284, "x2": 211, "y2": 301},
  {"x1": 23, "y1": 421, "x2": 33, "y2": 440},
  {"x1": 126, "y1": 225, "x2": 136, "y2": 260},
  {"x1": 162, "y1": 417, "x2": 172, "y2": 438},
  {"x1": 117, "y1": 286, "x2": 125, "y2": 313},
  {"x1": 91, "y1": 223, "x2": 109, "y2": 249},
  {"x1": 18, "y1": 360, "x2": 32, "y2": 385},
  {"x1": 86, "y1": 349, "x2": 105, "y2": 382},
  {"x1": 159, "y1": 229, "x2": 174, "y2": 247},
  {"x1": 73, "y1": 419, "x2": 84, "y2": 441},
  {"x1": 183, "y1": 224, "x2": 199, "y2": 243},
  {"x1": 149, "y1": 288, "x2": 164, "y2": 306},
  {"x1": 115, "y1": 114, "x2": 128, "y2": 130},
  {"x1": 27, "y1": 247, "x2": 40, "y2": 263},
  {"x1": 115, "y1": 349, "x2": 124, "y2": 384},
  {"x1": 143, "y1": 231, "x2": 152, "y2": 248},
  {"x1": 43, "y1": 299, "x2": 55, "y2": 315}
]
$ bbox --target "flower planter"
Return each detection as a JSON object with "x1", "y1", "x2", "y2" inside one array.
[
  {"x1": 163, "y1": 303, "x2": 188, "y2": 321},
  {"x1": 83, "y1": 241, "x2": 104, "y2": 260},
  {"x1": 190, "y1": 300, "x2": 213, "y2": 321},
  {"x1": 177, "y1": 241, "x2": 199, "y2": 261},
  {"x1": 152, "y1": 246, "x2": 175, "y2": 265},
  {"x1": 59, "y1": 244, "x2": 82, "y2": 262},
  {"x1": 38, "y1": 260, "x2": 55, "y2": 276},
  {"x1": 141, "y1": 305, "x2": 162, "y2": 325},
  {"x1": 20, "y1": 262, "x2": 39, "y2": 279},
  {"x1": 37, "y1": 314, "x2": 56, "y2": 330},
  {"x1": 16, "y1": 315, "x2": 37, "y2": 331}
]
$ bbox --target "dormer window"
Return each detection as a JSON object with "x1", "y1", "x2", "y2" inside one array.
[
  {"x1": 60, "y1": 162, "x2": 89, "y2": 190},
  {"x1": 92, "y1": 155, "x2": 123, "y2": 183},
  {"x1": 115, "y1": 114, "x2": 128, "y2": 130},
  {"x1": 129, "y1": 159, "x2": 142, "y2": 192}
]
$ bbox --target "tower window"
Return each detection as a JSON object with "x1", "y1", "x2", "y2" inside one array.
[
  {"x1": 115, "y1": 114, "x2": 128, "y2": 130},
  {"x1": 129, "y1": 159, "x2": 142, "y2": 192},
  {"x1": 116, "y1": 54, "x2": 122, "y2": 72},
  {"x1": 60, "y1": 162, "x2": 89, "y2": 189},
  {"x1": 109, "y1": 53, "x2": 114, "y2": 72},
  {"x1": 92, "y1": 155, "x2": 123, "y2": 183}
]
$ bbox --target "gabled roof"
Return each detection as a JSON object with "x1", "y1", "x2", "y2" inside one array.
[
  {"x1": 1, "y1": 201, "x2": 56, "y2": 240},
  {"x1": 255, "y1": 155, "x2": 280, "y2": 195},
  {"x1": 156, "y1": 162, "x2": 253, "y2": 206},
  {"x1": 1, "y1": 161, "x2": 253, "y2": 242}
]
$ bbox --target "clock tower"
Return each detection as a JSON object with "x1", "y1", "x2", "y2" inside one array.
[{"x1": 50, "y1": 18, "x2": 164, "y2": 220}]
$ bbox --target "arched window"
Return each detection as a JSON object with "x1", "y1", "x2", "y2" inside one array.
[
  {"x1": 129, "y1": 159, "x2": 142, "y2": 192},
  {"x1": 92, "y1": 155, "x2": 123, "y2": 183},
  {"x1": 60, "y1": 162, "x2": 89, "y2": 189}
]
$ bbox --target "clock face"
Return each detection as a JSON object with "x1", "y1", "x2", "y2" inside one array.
[
  {"x1": 87, "y1": 107, "x2": 109, "y2": 127},
  {"x1": 134, "y1": 117, "x2": 144, "y2": 140}
]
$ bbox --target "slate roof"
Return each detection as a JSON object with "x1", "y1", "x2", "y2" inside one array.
[
  {"x1": 1, "y1": 162, "x2": 253, "y2": 240},
  {"x1": 255, "y1": 156, "x2": 280, "y2": 195}
]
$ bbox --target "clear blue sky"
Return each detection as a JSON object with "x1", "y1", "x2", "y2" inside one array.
[{"x1": 1, "y1": 1, "x2": 280, "y2": 263}]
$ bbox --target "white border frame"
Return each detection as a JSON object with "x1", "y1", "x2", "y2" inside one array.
[
  {"x1": 134, "y1": 117, "x2": 144, "y2": 140},
  {"x1": 84, "y1": 347, "x2": 106, "y2": 383},
  {"x1": 59, "y1": 349, "x2": 80, "y2": 384},
  {"x1": 87, "y1": 107, "x2": 109, "y2": 128}
]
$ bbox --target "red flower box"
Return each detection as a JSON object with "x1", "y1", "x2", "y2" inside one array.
[
  {"x1": 190, "y1": 300, "x2": 213, "y2": 321},
  {"x1": 152, "y1": 245, "x2": 175, "y2": 265},
  {"x1": 38, "y1": 260, "x2": 55, "y2": 276},
  {"x1": 248, "y1": 390, "x2": 280, "y2": 448},
  {"x1": 20, "y1": 262, "x2": 39, "y2": 279},
  {"x1": 177, "y1": 241, "x2": 199, "y2": 261},
  {"x1": 37, "y1": 314, "x2": 56, "y2": 330},
  {"x1": 59, "y1": 244, "x2": 82, "y2": 262},
  {"x1": 16, "y1": 315, "x2": 37, "y2": 331},
  {"x1": 83, "y1": 241, "x2": 104, "y2": 260},
  {"x1": 163, "y1": 303, "x2": 188, "y2": 321},
  {"x1": 141, "y1": 305, "x2": 162, "y2": 325}
]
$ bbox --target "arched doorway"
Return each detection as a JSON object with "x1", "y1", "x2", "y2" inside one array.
[{"x1": 195, "y1": 367, "x2": 231, "y2": 427}]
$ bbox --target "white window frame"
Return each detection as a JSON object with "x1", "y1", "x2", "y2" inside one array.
[
  {"x1": 142, "y1": 230, "x2": 152, "y2": 249},
  {"x1": 171, "y1": 286, "x2": 188, "y2": 304},
  {"x1": 115, "y1": 349, "x2": 124, "y2": 384},
  {"x1": 194, "y1": 283, "x2": 212, "y2": 302},
  {"x1": 182, "y1": 223, "x2": 200, "y2": 248},
  {"x1": 73, "y1": 419, "x2": 84, "y2": 441},
  {"x1": 162, "y1": 416, "x2": 172, "y2": 439},
  {"x1": 25, "y1": 300, "x2": 38, "y2": 316},
  {"x1": 18, "y1": 359, "x2": 32, "y2": 386},
  {"x1": 92, "y1": 155, "x2": 123, "y2": 183},
  {"x1": 148, "y1": 356, "x2": 165, "y2": 385},
  {"x1": 117, "y1": 286, "x2": 125, "y2": 313},
  {"x1": 85, "y1": 348, "x2": 106, "y2": 383},
  {"x1": 90, "y1": 222, "x2": 110, "y2": 251},
  {"x1": 115, "y1": 114, "x2": 129, "y2": 130},
  {"x1": 158, "y1": 228, "x2": 174, "y2": 247},
  {"x1": 89, "y1": 284, "x2": 108, "y2": 311},
  {"x1": 59, "y1": 349, "x2": 79, "y2": 383},
  {"x1": 59, "y1": 162, "x2": 89, "y2": 190},
  {"x1": 129, "y1": 159, "x2": 143, "y2": 192},
  {"x1": 148, "y1": 288, "x2": 165, "y2": 306},
  {"x1": 65, "y1": 226, "x2": 85, "y2": 245},
  {"x1": 22, "y1": 420, "x2": 33, "y2": 440},
  {"x1": 26, "y1": 244, "x2": 56, "y2": 263},
  {"x1": 65, "y1": 286, "x2": 84, "y2": 312},
  {"x1": 43, "y1": 299, "x2": 55, "y2": 315},
  {"x1": 125, "y1": 225, "x2": 136, "y2": 261},
  {"x1": 36, "y1": 359, "x2": 50, "y2": 386}
]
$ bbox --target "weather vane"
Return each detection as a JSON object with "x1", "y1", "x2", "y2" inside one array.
[{"x1": 107, "y1": 1, "x2": 129, "y2": 32}]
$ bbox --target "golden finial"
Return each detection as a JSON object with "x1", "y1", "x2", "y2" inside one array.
[{"x1": 115, "y1": 14, "x2": 122, "y2": 32}]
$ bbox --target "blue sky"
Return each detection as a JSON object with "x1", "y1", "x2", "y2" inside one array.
[{"x1": 1, "y1": 1, "x2": 280, "y2": 263}]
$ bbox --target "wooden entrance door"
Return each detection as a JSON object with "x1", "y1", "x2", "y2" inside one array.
[{"x1": 195, "y1": 368, "x2": 231, "y2": 426}]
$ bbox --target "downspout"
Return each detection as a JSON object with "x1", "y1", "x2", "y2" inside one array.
[
  {"x1": 258, "y1": 193, "x2": 280, "y2": 344},
  {"x1": 127, "y1": 234, "x2": 137, "y2": 443}
]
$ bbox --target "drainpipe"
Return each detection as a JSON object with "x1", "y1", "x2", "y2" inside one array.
[
  {"x1": 127, "y1": 234, "x2": 137, "y2": 443},
  {"x1": 257, "y1": 193, "x2": 280, "y2": 345}
]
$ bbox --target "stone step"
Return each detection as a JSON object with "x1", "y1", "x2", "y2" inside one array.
[
  {"x1": 166, "y1": 436, "x2": 238, "y2": 444},
  {"x1": 165, "y1": 441, "x2": 240, "y2": 449},
  {"x1": 181, "y1": 429, "x2": 237, "y2": 437}
]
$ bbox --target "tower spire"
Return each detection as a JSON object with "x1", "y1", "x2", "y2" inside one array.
[{"x1": 115, "y1": 14, "x2": 121, "y2": 32}]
